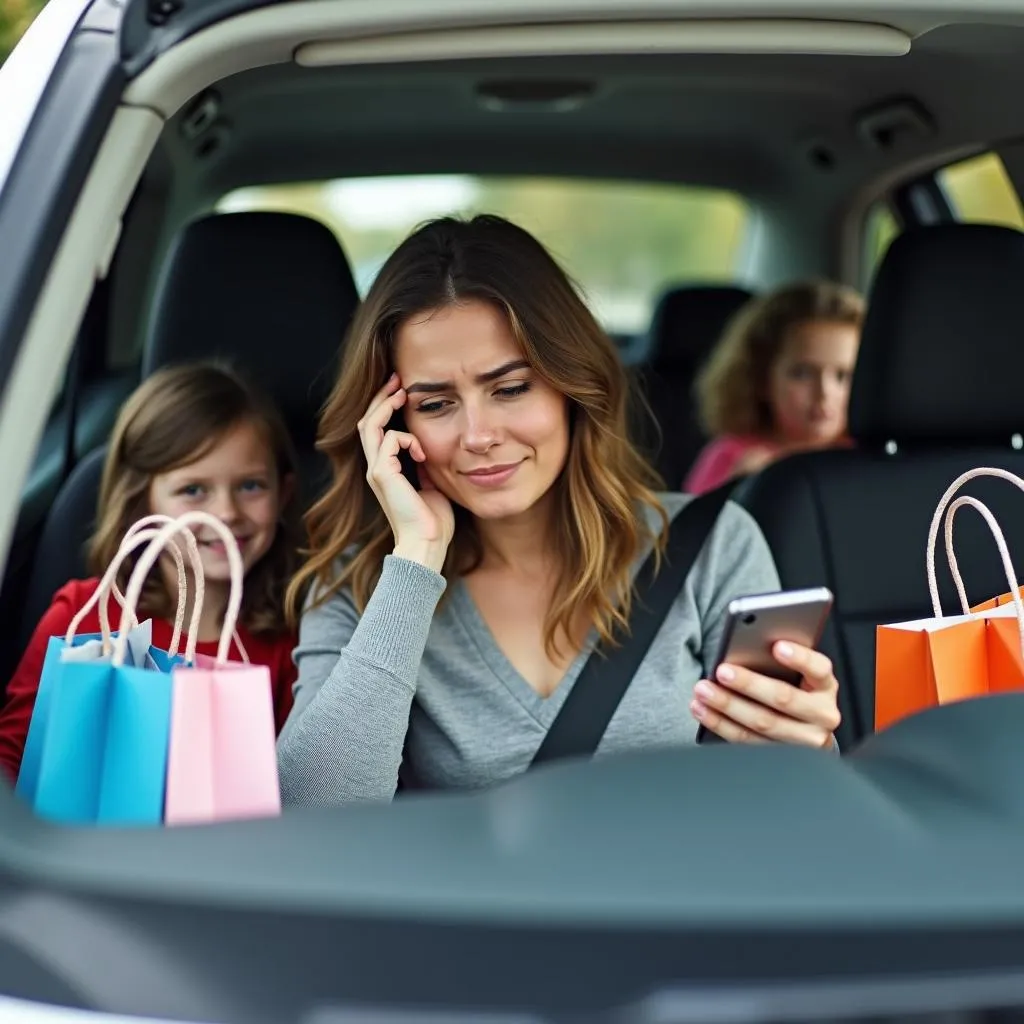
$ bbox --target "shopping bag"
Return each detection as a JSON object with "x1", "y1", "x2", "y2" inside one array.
[
  {"x1": 16, "y1": 520, "x2": 192, "y2": 806},
  {"x1": 101, "y1": 513, "x2": 203, "y2": 663},
  {"x1": 108, "y1": 514, "x2": 249, "y2": 670},
  {"x1": 131, "y1": 512, "x2": 280, "y2": 825},
  {"x1": 16, "y1": 621, "x2": 155, "y2": 808},
  {"x1": 875, "y1": 468, "x2": 1024, "y2": 731},
  {"x1": 928, "y1": 469, "x2": 1024, "y2": 618},
  {"x1": 934, "y1": 470, "x2": 1024, "y2": 681},
  {"x1": 19, "y1": 522, "x2": 198, "y2": 824}
]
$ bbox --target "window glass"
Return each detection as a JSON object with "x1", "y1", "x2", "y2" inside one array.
[
  {"x1": 938, "y1": 152, "x2": 1024, "y2": 229},
  {"x1": 0, "y1": 0, "x2": 46, "y2": 64},
  {"x1": 218, "y1": 175, "x2": 750, "y2": 335},
  {"x1": 863, "y1": 201, "x2": 899, "y2": 278},
  {"x1": 863, "y1": 151, "x2": 1024, "y2": 279}
]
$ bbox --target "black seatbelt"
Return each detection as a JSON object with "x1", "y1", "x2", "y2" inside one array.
[{"x1": 531, "y1": 487, "x2": 731, "y2": 766}]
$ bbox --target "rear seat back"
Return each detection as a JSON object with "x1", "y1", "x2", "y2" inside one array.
[
  {"x1": 19, "y1": 211, "x2": 359, "y2": 652},
  {"x1": 635, "y1": 284, "x2": 753, "y2": 487},
  {"x1": 145, "y1": 210, "x2": 360, "y2": 499},
  {"x1": 734, "y1": 224, "x2": 1024, "y2": 749}
]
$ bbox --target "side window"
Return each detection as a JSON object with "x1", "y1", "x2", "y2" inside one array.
[
  {"x1": 0, "y1": 0, "x2": 46, "y2": 64},
  {"x1": 937, "y1": 151, "x2": 1024, "y2": 229},
  {"x1": 863, "y1": 201, "x2": 899, "y2": 280},
  {"x1": 217, "y1": 175, "x2": 750, "y2": 339},
  {"x1": 863, "y1": 151, "x2": 1024, "y2": 281}
]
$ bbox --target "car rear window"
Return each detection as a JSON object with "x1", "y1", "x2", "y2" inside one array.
[{"x1": 217, "y1": 175, "x2": 750, "y2": 335}]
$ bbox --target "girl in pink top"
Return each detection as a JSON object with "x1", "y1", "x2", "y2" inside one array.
[{"x1": 683, "y1": 280, "x2": 864, "y2": 495}]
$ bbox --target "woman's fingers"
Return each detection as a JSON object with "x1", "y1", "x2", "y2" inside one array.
[
  {"x1": 368, "y1": 429, "x2": 418, "y2": 482},
  {"x1": 710, "y1": 660, "x2": 839, "y2": 733},
  {"x1": 691, "y1": 703, "x2": 771, "y2": 745},
  {"x1": 354, "y1": 377, "x2": 454, "y2": 568},
  {"x1": 357, "y1": 376, "x2": 406, "y2": 461},
  {"x1": 358, "y1": 373, "x2": 401, "y2": 428},
  {"x1": 773, "y1": 641, "x2": 838, "y2": 694},
  {"x1": 691, "y1": 685, "x2": 832, "y2": 747},
  {"x1": 690, "y1": 641, "x2": 841, "y2": 748}
]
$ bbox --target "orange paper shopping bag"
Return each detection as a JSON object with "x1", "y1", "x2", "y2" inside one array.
[
  {"x1": 875, "y1": 471, "x2": 1024, "y2": 731},
  {"x1": 126, "y1": 512, "x2": 281, "y2": 825},
  {"x1": 939, "y1": 469, "x2": 1024, "y2": 688}
]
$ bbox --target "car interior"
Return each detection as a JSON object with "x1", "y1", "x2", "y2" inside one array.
[
  {"x1": 8, "y1": 11, "x2": 1024, "y2": 755},
  {"x1": 7, "y1": 3, "x2": 1024, "y2": 1019}
]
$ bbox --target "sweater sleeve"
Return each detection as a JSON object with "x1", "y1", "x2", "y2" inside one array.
[
  {"x1": 0, "y1": 583, "x2": 84, "y2": 783},
  {"x1": 276, "y1": 555, "x2": 447, "y2": 806}
]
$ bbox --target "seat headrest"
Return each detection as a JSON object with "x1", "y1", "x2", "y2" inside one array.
[
  {"x1": 646, "y1": 285, "x2": 754, "y2": 374},
  {"x1": 144, "y1": 211, "x2": 360, "y2": 449},
  {"x1": 849, "y1": 223, "x2": 1024, "y2": 446}
]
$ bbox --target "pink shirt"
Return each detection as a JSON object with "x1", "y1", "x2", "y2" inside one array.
[{"x1": 683, "y1": 435, "x2": 774, "y2": 495}]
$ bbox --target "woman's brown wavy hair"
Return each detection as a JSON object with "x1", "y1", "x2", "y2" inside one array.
[
  {"x1": 89, "y1": 361, "x2": 300, "y2": 636},
  {"x1": 287, "y1": 214, "x2": 666, "y2": 655},
  {"x1": 696, "y1": 279, "x2": 864, "y2": 438}
]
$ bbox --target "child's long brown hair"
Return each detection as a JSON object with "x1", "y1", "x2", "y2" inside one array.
[
  {"x1": 89, "y1": 361, "x2": 300, "y2": 636},
  {"x1": 696, "y1": 280, "x2": 865, "y2": 437},
  {"x1": 286, "y1": 214, "x2": 667, "y2": 656}
]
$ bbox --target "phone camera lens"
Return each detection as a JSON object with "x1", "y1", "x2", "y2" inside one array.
[{"x1": 742, "y1": 613, "x2": 757, "y2": 625}]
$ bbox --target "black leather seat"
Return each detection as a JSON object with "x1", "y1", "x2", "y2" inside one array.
[
  {"x1": 145, "y1": 210, "x2": 359, "y2": 492},
  {"x1": 18, "y1": 211, "x2": 360, "y2": 653},
  {"x1": 733, "y1": 224, "x2": 1024, "y2": 751},
  {"x1": 635, "y1": 284, "x2": 753, "y2": 487}
]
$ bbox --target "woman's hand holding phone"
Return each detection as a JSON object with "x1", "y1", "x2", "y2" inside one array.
[
  {"x1": 358, "y1": 373, "x2": 454, "y2": 573},
  {"x1": 691, "y1": 641, "x2": 841, "y2": 748}
]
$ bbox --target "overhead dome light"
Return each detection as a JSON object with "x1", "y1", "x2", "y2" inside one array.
[
  {"x1": 474, "y1": 79, "x2": 597, "y2": 113},
  {"x1": 296, "y1": 20, "x2": 912, "y2": 67}
]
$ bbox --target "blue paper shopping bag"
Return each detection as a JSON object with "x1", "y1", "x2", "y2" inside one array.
[
  {"x1": 16, "y1": 519, "x2": 198, "y2": 825},
  {"x1": 17, "y1": 629, "x2": 109, "y2": 806},
  {"x1": 26, "y1": 620, "x2": 178, "y2": 825}
]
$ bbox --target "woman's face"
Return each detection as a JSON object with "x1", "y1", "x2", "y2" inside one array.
[
  {"x1": 766, "y1": 318, "x2": 859, "y2": 446},
  {"x1": 395, "y1": 299, "x2": 570, "y2": 522}
]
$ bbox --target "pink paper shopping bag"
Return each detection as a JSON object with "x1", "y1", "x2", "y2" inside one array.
[
  {"x1": 127, "y1": 512, "x2": 281, "y2": 825},
  {"x1": 168, "y1": 649, "x2": 280, "y2": 824}
]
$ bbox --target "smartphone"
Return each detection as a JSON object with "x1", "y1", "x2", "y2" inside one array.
[
  {"x1": 388, "y1": 405, "x2": 422, "y2": 491},
  {"x1": 696, "y1": 586, "x2": 834, "y2": 745}
]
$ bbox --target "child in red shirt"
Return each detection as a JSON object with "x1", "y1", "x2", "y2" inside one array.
[{"x1": 0, "y1": 362, "x2": 302, "y2": 782}]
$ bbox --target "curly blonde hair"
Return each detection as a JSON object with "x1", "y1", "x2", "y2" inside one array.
[
  {"x1": 286, "y1": 214, "x2": 666, "y2": 657},
  {"x1": 90, "y1": 361, "x2": 300, "y2": 637},
  {"x1": 696, "y1": 280, "x2": 865, "y2": 437}
]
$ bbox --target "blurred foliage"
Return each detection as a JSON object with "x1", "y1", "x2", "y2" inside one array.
[
  {"x1": 0, "y1": 0, "x2": 45, "y2": 64},
  {"x1": 219, "y1": 176, "x2": 748, "y2": 333},
  {"x1": 223, "y1": 155, "x2": 1024, "y2": 333},
  {"x1": 940, "y1": 151, "x2": 1024, "y2": 228}
]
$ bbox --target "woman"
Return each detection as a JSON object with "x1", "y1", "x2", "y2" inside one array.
[{"x1": 278, "y1": 215, "x2": 841, "y2": 805}]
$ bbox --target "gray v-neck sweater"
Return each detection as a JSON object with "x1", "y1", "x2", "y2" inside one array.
[{"x1": 277, "y1": 494, "x2": 780, "y2": 806}]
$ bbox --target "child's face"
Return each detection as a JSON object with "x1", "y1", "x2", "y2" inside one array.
[
  {"x1": 766, "y1": 318, "x2": 859, "y2": 446},
  {"x1": 148, "y1": 419, "x2": 285, "y2": 584}
]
